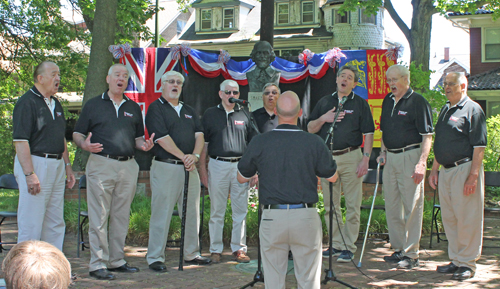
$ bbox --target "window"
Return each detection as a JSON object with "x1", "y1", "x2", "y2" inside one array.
[
  {"x1": 302, "y1": 2, "x2": 314, "y2": 23},
  {"x1": 360, "y1": 8, "x2": 376, "y2": 24},
  {"x1": 277, "y1": 3, "x2": 289, "y2": 25},
  {"x1": 201, "y1": 9, "x2": 212, "y2": 30},
  {"x1": 275, "y1": 48, "x2": 303, "y2": 57},
  {"x1": 177, "y1": 20, "x2": 186, "y2": 35},
  {"x1": 489, "y1": 101, "x2": 500, "y2": 117},
  {"x1": 484, "y1": 27, "x2": 500, "y2": 61},
  {"x1": 333, "y1": 9, "x2": 349, "y2": 24},
  {"x1": 223, "y1": 8, "x2": 234, "y2": 29}
]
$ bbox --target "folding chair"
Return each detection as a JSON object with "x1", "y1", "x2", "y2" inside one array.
[{"x1": 0, "y1": 174, "x2": 19, "y2": 253}]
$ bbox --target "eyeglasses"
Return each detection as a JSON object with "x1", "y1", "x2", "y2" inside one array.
[
  {"x1": 166, "y1": 79, "x2": 183, "y2": 85},
  {"x1": 386, "y1": 77, "x2": 402, "y2": 84},
  {"x1": 443, "y1": 82, "x2": 458, "y2": 87},
  {"x1": 264, "y1": 90, "x2": 279, "y2": 96},
  {"x1": 224, "y1": 90, "x2": 240, "y2": 95}
]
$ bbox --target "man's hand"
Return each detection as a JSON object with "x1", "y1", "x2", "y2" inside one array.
[
  {"x1": 26, "y1": 174, "x2": 41, "y2": 195},
  {"x1": 463, "y1": 173, "x2": 479, "y2": 196},
  {"x1": 183, "y1": 154, "x2": 197, "y2": 169},
  {"x1": 139, "y1": 133, "x2": 155, "y2": 152},
  {"x1": 249, "y1": 175, "x2": 259, "y2": 187},
  {"x1": 376, "y1": 152, "x2": 386, "y2": 166},
  {"x1": 411, "y1": 161, "x2": 426, "y2": 184},
  {"x1": 81, "y1": 132, "x2": 103, "y2": 153},
  {"x1": 320, "y1": 108, "x2": 345, "y2": 123},
  {"x1": 428, "y1": 170, "x2": 439, "y2": 190},
  {"x1": 356, "y1": 157, "x2": 369, "y2": 178},
  {"x1": 66, "y1": 166, "x2": 76, "y2": 189}
]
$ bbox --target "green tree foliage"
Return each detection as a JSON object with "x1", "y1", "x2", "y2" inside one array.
[{"x1": 485, "y1": 115, "x2": 500, "y2": 171}]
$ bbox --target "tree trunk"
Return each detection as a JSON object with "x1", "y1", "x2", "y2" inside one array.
[
  {"x1": 409, "y1": 0, "x2": 435, "y2": 73},
  {"x1": 260, "y1": 0, "x2": 274, "y2": 46},
  {"x1": 74, "y1": 0, "x2": 118, "y2": 170}
]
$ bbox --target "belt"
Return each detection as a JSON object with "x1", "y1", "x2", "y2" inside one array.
[
  {"x1": 96, "y1": 153, "x2": 134, "y2": 161},
  {"x1": 263, "y1": 203, "x2": 316, "y2": 209},
  {"x1": 32, "y1": 153, "x2": 63, "y2": 159},
  {"x1": 332, "y1": 146, "x2": 359, "y2": 156},
  {"x1": 210, "y1": 156, "x2": 241, "y2": 163},
  {"x1": 443, "y1": 157, "x2": 472, "y2": 169},
  {"x1": 387, "y1": 144, "x2": 420, "y2": 154},
  {"x1": 154, "y1": 157, "x2": 184, "y2": 165}
]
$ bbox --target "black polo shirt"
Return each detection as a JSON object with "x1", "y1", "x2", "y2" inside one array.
[
  {"x1": 145, "y1": 97, "x2": 203, "y2": 160},
  {"x1": 238, "y1": 124, "x2": 337, "y2": 204},
  {"x1": 13, "y1": 86, "x2": 66, "y2": 154},
  {"x1": 74, "y1": 91, "x2": 144, "y2": 157},
  {"x1": 434, "y1": 96, "x2": 487, "y2": 166},
  {"x1": 252, "y1": 107, "x2": 278, "y2": 133},
  {"x1": 202, "y1": 104, "x2": 252, "y2": 157},
  {"x1": 380, "y1": 88, "x2": 434, "y2": 149},
  {"x1": 308, "y1": 92, "x2": 375, "y2": 150}
]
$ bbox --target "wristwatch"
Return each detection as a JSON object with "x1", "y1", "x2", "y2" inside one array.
[
  {"x1": 194, "y1": 153, "x2": 200, "y2": 160},
  {"x1": 363, "y1": 152, "x2": 370, "y2": 158}
]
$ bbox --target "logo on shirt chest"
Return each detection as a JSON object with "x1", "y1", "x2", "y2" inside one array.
[
  {"x1": 124, "y1": 111, "x2": 133, "y2": 118},
  {"x1": 449, "y1": 115, "x2": 459, "y2": 122},
  {"x1": 56, "y1": 112, "x2": 62, "y2": 117},
  {"x1": 398, "y1": 111, "x2": 408, "y2": 116},
  {"x1": 184, "y1": 114, "x2": 192, "y2": 119},
  {"x1": 234, "y1": 120, "x2": 245, "y2": 125},
  {"x1": 344, "y1": 109, "x2": 354, "y2": 114}
]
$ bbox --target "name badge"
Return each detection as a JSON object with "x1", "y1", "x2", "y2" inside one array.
[
  {"x1": 398, "y1": 111, "x2": 407, "y2": 116},
  {"x1": 124, "y1": 112, "x2": 133, "y2": 117},
  {"x1": 185, "y1": 114, "x2": 192, "y2": 119},
  {"x1": 344, "y1": 109, "x2": 354, "y2": 114},
  {"x1": 449, "y1": 116, "x2": 459, "y2": 122},
  {"x1": 56, "y1": 112, "x2": 62, "y2": 117},
  {"x1": 234, "y1": 120, "x2": 245, "y2": 125}
]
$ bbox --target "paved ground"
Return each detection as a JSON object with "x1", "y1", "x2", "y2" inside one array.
[{"x1": 1, "y1": 217, "x2": 499, "y2": 288}]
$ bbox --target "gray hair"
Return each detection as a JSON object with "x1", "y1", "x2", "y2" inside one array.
[
  {"x1": 108, "y1": 63, "x2": 130, "y2": 76},
  {"x1": 337, "y1": 65, "x2": 359, "y2": 83},
  {"x1": 33, "y1": 61, "x2": 58, "y2": 83},
  {"x1": 161, "y1": 71, "x2": 185, "y2": 83},
  {"x1": 386, "y1": 64, "x2": 410, "y2": 85},
  {"x1": 262, "y1": 83, "x2": 280, "y2": 94},
  {"x1": 447, "y1": 72, "x2": 468, "y2": 87},
  {"x1": 220, "y1": 79, "x2": 239, "y2": 91}
]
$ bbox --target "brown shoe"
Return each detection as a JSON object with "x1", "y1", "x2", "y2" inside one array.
[
  {"x1": 233, "y1": 250, "x2": 250, "y2": 263},
  {"x1": 211, "y1": 253, "x2": 221, "y2": 263}
]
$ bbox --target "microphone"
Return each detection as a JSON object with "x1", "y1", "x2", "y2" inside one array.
[
  {"x1": 229, "y1": 97, "x2": 249, "y2": 106},
  {"x1": 338, "y1": 96, "x2": 347, "y2": 109}
]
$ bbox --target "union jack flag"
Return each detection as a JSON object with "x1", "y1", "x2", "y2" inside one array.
[{"x1": 120, "y1": 47, "x2": 178, "y2": 124}]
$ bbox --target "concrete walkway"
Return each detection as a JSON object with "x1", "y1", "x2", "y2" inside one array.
[{"x1": 1, "y1": 217, "x2": 499, "y2": 288}]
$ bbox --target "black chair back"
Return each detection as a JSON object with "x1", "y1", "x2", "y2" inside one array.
[
  {"x1": 79, "y1": 175, "x2": 87, "y2": 189},
  {"x1": 363, "y1": 168, "x2": 383, "y2": 185},
  {"x1": 485, "y1": 171, "x2": 500, "y2": 187},
  {"x1": 0, "y1": 174, "x2": 19, "y2": 190}
]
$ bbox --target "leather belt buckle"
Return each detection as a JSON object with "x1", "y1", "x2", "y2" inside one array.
[
  {"x1": 265, "y1": 203, "x2": 316, "y2": 209},
  {"x1": 154, "y1": 157, "x2": 184, "y2": 165},
  {"x1": 387, "y1": 144, "x2": 420, "y2": 154},
  {"x1": 97, "y1": 153, "x2": 134, "y2": 161},
  {"x1": 32, "y1": 153, "x2": 63, "y2": 159},
  {"x1": 443, "y1": 157, "x2": 471, "y2": 169},
  {"x1": 211, "y1": 156, "x2": 242, "y2": 163},
  {"x1": 332, "y1": 146, "x2": 359, "y2": 156}
]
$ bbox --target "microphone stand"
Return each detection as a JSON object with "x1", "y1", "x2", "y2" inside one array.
[
  {"x1": 322, "y1": 96, "x2": 357, "y2": 289},
  {"x1": 238, "y1": 103, "x2": 265, "y2": 288}
]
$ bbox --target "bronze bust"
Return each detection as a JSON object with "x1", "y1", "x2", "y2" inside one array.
[{"x1": 246, "y1": 41, "x2": 281, "y2": 92}]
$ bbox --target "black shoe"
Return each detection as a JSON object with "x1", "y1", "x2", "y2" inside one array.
[
  {"x1": 452, "y1": 267, "x2": 475, "y2": 281},
  {"x1": 149, "y1": 261, "x2": 167, "y2": 272},
  {"x1": 288, "y1": 250, "x2": 293, "y2": 260},
  {"x1": 397, "y1": 256, "x2": 419, "y2": 269},
  {"x1": 322, "y1": 247, "x2": 342, "y2": 258},
  {"x1": 383, "y1": 251, "x2": 404, "y2": 263},
  {"x1": 437, "y1": 262, "x2": 459, "y2": 273},
  {"x1": 184, "y1": 256, "x2": 212, "y2": 265},
  {"x1": 108, "y1": 263, "x2": 140, "y2": 273},
  {"x1": 89, "y1": 269, "x2": 116, "y2": 280}
]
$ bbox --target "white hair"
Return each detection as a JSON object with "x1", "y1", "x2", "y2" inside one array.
[
  {"x1": 161, "y1": 70, "x2": 185, "y2": 83},
  {"x1": 220, "y1": 79, "x2": 239, "y2": 91},
  {"x1": 386, "y1": 64, "x2": 410, "y2": 85},
  {"x1": 107, "y1": 63, "x2": 129, "y2": 76}
]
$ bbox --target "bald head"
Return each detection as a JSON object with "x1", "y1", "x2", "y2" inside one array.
[{"x1": 276, "y1": 91, "x2": 301, "y2": 124}]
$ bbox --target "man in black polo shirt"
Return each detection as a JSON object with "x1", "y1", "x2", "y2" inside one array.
[
  {"x1": 145, "y1": 71, "x2": 211, "y2": 272},
  {"x1": 13, "y1": 61, "x2": 76, "y2": 251},
  {"x1": 376, "y1": 64, "x2": 433, "y2": 269},
  {"x1": 199, "y1": 79, "x2": 256, "y2": 264},
  {"x1": 237, "y1": 91, "x2": 338, "y2": 289},
  {"x1": 73, "y1": 64, "x2": 154, "y2": 280},
  {"x1": 307, "y1": 65, "x2": 374, "y2": 262},
  {"x1": 429, "y1": 72, "x2": 487, "y2": 280},
  {"x1": 251, "y1": 83, "x2": 280, "y2": 133}
]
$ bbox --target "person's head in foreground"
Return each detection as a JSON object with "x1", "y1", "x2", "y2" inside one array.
[{"x1": 2, "y1": 240, "x2": 72, "y2": 289}]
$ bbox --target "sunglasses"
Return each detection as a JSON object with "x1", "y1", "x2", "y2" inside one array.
[
  {"x1": 224, "y1": 90, "x2": 240, "y2": 95},
  {"x1": 166, "y1": 79, "x2": 183, "y2": 85},
  {"x1": 264, "y1": 90, "x2": 279, "y2": 96}
]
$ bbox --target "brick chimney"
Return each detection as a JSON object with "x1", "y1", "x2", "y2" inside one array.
[{"x1": 444, "y1": 47, "x2": 450, "y2": 62}]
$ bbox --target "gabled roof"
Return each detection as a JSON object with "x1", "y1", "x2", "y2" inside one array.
[
  {"x1": 192, "y1": 0, "x2": 255, "y2": 9},
  {"x1": 468, "y1": 67, "x2": 500, "y2": 90},
  {"x1": 448, "y1": 9, "x2": 494, "y2": 17}
]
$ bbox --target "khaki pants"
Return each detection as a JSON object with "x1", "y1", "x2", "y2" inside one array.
[
  {"x1": 14, "y1": 155, "x2": 66, "y2": 251},
  {"x1": 438, "y1": 162, "x2": 484, "y2": 271},
  {"x1": 208, "y1": 159, "x2": 249, "y2": 253},
  {"x1": 383, "y1": 147, "x2": 424, "y2": 259},
  {"x1": 86, "y1": 154, "x2": 139, "y2": 271},
  {"x1": 321, "y1": 149, "x2": 363, "y2": 253},
  {"x1": 260, "y1": 208, "x2": 322, "y2": 289},
  {"x1": 147, "y1": 160, "x2": 201, "y2": 264}
]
